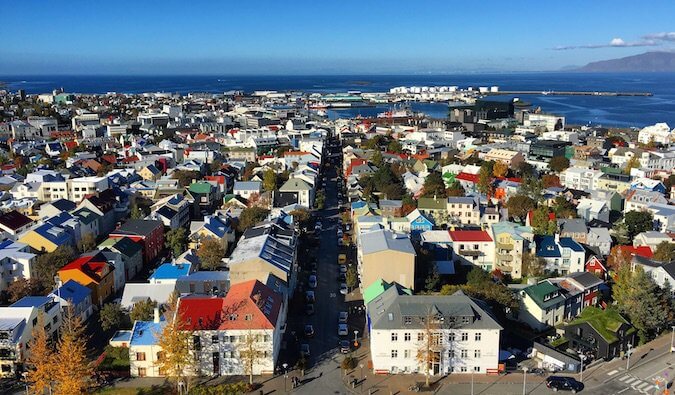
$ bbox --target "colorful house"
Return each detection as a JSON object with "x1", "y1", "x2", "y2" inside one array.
[
  {"x1": 58, "y1": 254, "x2": 116, "y2": 306},
  {"x1": 109, "y1": 220, "x2": 165, "y2": 264},
  {"x1": 19, "y1": 223, "x2": 73, "y2": 253}
]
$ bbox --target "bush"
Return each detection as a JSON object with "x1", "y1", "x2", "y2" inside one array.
[
  {"x1": 341, "y1": 356, "x2": 357, "y2": 370},
  {"x1": 191, "y1": 381, "x2": 256, "y2": 395}
]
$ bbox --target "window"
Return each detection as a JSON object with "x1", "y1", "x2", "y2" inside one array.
[
  {"x1": 264, "y1": 335, "x2": 271, "y2": 342},
  {"x1": 448, "y1": 333, "x2": 455, "y2": 342},
  {"x1": 448, "y1": 349, "x2": 455, "y2": 358},
  {"x1": 212, "y1": 335, "x2": 219, "y2": 344},
  {"x1": 404, "y1": 316, "x2": 412, "y2": 325},
  {"x1": 474, "y1": 366, "x2": 481, "y2": 372},
  {"x1": 404, "y1": 350, "x2": 410, "y2": 358},
  {"x1": 138, "y1": 367, "x2": 147, "y2": 377},
  {"x1": 404, "y1": 333, "x2": 411, "y2": 342},
  {"x1": 391, "y1": 350, "x2": 398, "y2": 358},
  {"x1": 460, "y1": 349, "x2": 468, "y2": 358},
  {"x1": 391, "y1": 333, "x2": 398, "y2": 341},
  {"x1": 418, "y1": 333, "x2": 424, "y2": 342},
  {"x1": 460, "y1": 366, "x2": 467, "y2": 372},
  {"x1": 136, "y1": 352, "x2": 146, "y2": 361},
  {"x1": 475, "y1": 332, "x2": 481, "y2": 341},
  {"x1": 461, "y1": 332, "x2": 468, "y2": 341},
  {"x1": 474, "y1": 350, "x2": 481, "y2": 358},
  {"x1": 193, "y1": 335, "x2": 201, "y2": 351},
  {"x1": 245, "y1": 314, "x2": 253, "y2": 321}
]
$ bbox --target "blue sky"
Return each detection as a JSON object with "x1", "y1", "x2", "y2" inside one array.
[{"x1": 2, "y1": 0, "x2": 674, "y2": 75}]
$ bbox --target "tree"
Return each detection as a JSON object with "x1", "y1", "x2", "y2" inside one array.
[
  {"x1": 130, "y1": 298, "x2": 158, "y2": 322},
  {"x1": 156, "y1": 301, "x2": 194, "y2": 393},
  {"x1": 623, "y1": 156, "x2": 640, "y2": 174},
  {"x1": 467, "y1": 267, "x2": 492, "y2": 286},
  {"x1": 77, "y1": 233, "x2": 97, "y2": 253},
  {"x1": 424, "y1": 264, "x2": 441, "y2": 292},
  {"x1": 100, "y1": 302, "x2": 129, "y2": 331},
  {"x1": 165, "y1": 228, "x2": 188, "y2": 258},
  {"x1": 606, "y1": 245, "x2": 632, "y2": 271},
  {"x1": 542, "y1": 174, "x2": 561, "y2": 188},
  {"x1": 506, "y1": 194, "x2": 536, "y2": 221},
  {"x1": 7, "y1": 278, "x2": 46, "y2": 303},
  {"x1": 34, "y1": 245, "x2": 76, "y2": 287},
  {"x1": 289, "y1": 208, "x2": 312, "y2": 231},
  {"x1": 197, "y1": 239, "x2": 226, "y2": 270},
  {"x1": 519, "y1": 175, "x2": 543, "y2": 202},
  {"x1": 371, "y1": 151, "x2": 384, "y2": 167},
  {"x1": 173, "y1": 170, "x2": 201, "y2": 187},
  {"x1": 477, "y1": 161, "x2": 494, "y2": 195},
  {"x1": 262, "y1": 169, "x2": 276, "y2": 192},
  {"x1": 238, "y1": 329, "x2": 265, "y2": 385},
  {"x1": 532, "y1": 206, "x2": 555, "y2": 235},
  {"x1": 315, "y1": 190, "x2": 326, "y2": 210},
  {"x1": 653, "y1": 241, "x2": 675, "y2": 262},
  {"x1": 549, "y1": 156, "x2": 570, "y2": 173},
  {"x1": 517, "y1": 161, "x2": 535, "y2": 178},
  {"x1": 54, "y1": 306, "x2": 92, "y2": 395},
  {"x1": 415, "y1": 308, "x2": 443, "y2": 387},
  {"x1": 130, "y1": 203, "x2": 144, "y2": 220},
  {"x1": 422, "y1": 171, "x2": 446, "y2": 198},
  {"x1": 387, "y1": 139, "x2": 403, "y2": 153},
  {"x1": 445, "y1": 181, "x2": 465, "y2": 197},
  {"x1": 522, "y1": 251, "x2": 545, "y2": 278},
  {"x1": 624, "y1": 211, "x2": 654, "y2": 240},
  {"x1": 25, "y1": 313, "x2": 55, "y2": 395},
  {"x1": 612, "y1": 222, "x2": 630, "y2": 245},
  {"x1": 492, "y1": 161, "x2": 508, "y2": 178},
  {"x1": 552, "y1": 196, "x2": 577, "y2": 219},
  {"x1": 345, "y1": 265, "x2": 358, "y2": 290},
  {"x1": 237, "y1": 207, "x2": 270, "y2": 232}
]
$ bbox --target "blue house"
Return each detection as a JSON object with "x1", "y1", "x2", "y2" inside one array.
[
  {"x1": 50, "y1": 279, "x2": 94, "y2": 322},
  {"x1": 534, "y1": 235, "x2": 586, "y2": 274},
  {"x1": 406, "y1": 209, "x2": 434, "y2": 235},
  {"x1": 149, "y1": 262, "x2": 193, "y2": 284}
]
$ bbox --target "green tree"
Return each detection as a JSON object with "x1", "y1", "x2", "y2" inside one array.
[
  {"x1": 517, "y1": 161, "x2": 535, "y2": 178},
  {"x1": 345, "y1": 265, "x2": 358, "y2": 290},
  {"x1": 477, "y1": 161, "x2": 494, "y2": 195},
  {"x1": 130, "y1": 203, "x2": 144, "y2": 219},
  {"x1": 99, "y1": 302, "x2": 129, "y2": 331},
  {"x1": 172, "y1": 170, "x2": 201, "y2": 187},
  {"x1": 519, "y1": 174, "x2": 544, "y2": 202},
  {"x1": 467, "y1": 267, "x2": 492, "y2": 286},
  {"x1": 612, "y1": 222, "x2": 630, "y2": 245},
  {"x1": 549, "y1": 156, "x2": 570, "y2": 173},
  {"x1": 197, "y1": 238, "x2": 226, "y2": 270},
  {"x1": 165, "y1": 228, "x2": 188, "y2": 258},
  {"x1": 653, "y1": 241, "x2": 675, "y2": 262},
  {"x1": 262, "y1": 169, "x2": 277, "y2": 192},
  {"x1": 371, "y1": 151, "x2": 384, "y2": 167},
  {"x1": 387, "y1": 140, "x2": 403, "y2": 153},
  {"x1": 506, "y1": 194, "x2": 536, "y2": 220},
  {"x1": 422, "y1": 171, "x2": 446, "y2": 198},
  {"x1": 424, "y1": 264, "x2": 440, "y2": 292},
  {"x1": 35, "y1": 245, "x2": 76, "y2": 287},
  {"x1": 552, "y1": 196, "x2": 577, "y2": 219},
  {"x1": 130, "y1": 298, "x2": 158, "y2": 322},
  {"x1": 315, "y1": 190, "x2": 326, "y2": 209},
  {"x1": 532, "y1": 206, "x2": 555, "y2": 235},
  {"x1": 237, "y1": 207, "x2": 270, "y2": 232},
  {"x1": 624, "y1": 210, "x2": 654, "y2": 240}
]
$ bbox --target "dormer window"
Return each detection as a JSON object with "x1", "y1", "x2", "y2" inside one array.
[{"x1": 403, "y1": 316, "x2": 412, "y2": 325}]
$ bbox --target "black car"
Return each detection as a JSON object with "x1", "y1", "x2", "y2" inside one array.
[
  {"x1": 304, "y1": 324, "x2": 315, "y2": 338},
  {"x1": 305, "y1": 304, "x2": 315, "y2": 315},
  {"x1": 545, "y1": 376, "x2": 583, "y2": 393}
]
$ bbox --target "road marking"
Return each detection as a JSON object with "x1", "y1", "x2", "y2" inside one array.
[
  {"x1": 623, "y1": 377, "x2": 638, "y2": 385},
  {"x1": 636, "y1": 383, "x2": 654, "y2": 392},
  {"x1": 618, "y1": 375, "x2": 633, "y2": 382},
  {"x1": 608, "y1": 369, "x2": 619, "y2": 376},
  {"x1": 616, "y1": 388, "x2": 631, "y2": 394}
]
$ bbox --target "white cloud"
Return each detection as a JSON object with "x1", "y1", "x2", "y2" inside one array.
[
  {"x1": 644, "y1": 32, "x2": 675, "y2": 42},
  {"x1": 553, "y1": 37, "x2": 659, "y2": 51}
]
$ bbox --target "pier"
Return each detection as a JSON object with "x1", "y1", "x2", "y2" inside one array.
[{"x1": 487, "y1": 90, "x2": 653, "y2": 97}]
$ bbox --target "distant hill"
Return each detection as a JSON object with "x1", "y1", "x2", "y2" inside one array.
[{"x1": 576, "y1": 51, "x2": 675, "y2": 72}]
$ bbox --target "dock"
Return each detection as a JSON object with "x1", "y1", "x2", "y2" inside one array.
[{"x1": 487, "y1": 90, "x2": 653, "y2": 97}]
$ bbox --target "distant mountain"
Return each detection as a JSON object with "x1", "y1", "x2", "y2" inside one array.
[{"x1": 576, "y1": 51, "x2": 675, "y2": 72}]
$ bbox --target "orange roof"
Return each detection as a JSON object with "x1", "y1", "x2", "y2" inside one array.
[{"x1": 59, "y1": 254, "x2": 109, "y2": 283}]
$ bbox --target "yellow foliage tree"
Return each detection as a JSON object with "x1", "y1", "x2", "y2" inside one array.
[
  {"x1": 25, "y1": 313, "x2": 56, "y2": 395},
  {"x1": 492, "y1": 161, "x2": 509, "y2": 178},
  {"x1": 54, "y1": 306, "x2": 92, "y2": 395},
  {"x1": 155, "y1": 300, "x2": 195, "y2": 394}
]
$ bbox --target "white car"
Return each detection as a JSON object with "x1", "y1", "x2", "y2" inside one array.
[
  {"x1": 308, "y1": 275, "x2": 317, "y2": 289},
  {"x1": 338, "y1": 311, "x2": 348, "y2": 324},
  {"x1": 340, "y1": 283, "x2": 348, "y2": 295},
  {"x1": 338, "y1": 323, "x2": 349, "y2": 336},
  {"x1": 337, "y1": 229, "x2": 343, "y2": 238}
]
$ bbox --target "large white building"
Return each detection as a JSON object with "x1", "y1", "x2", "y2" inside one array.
[
  {"x1": 367, "y1": 287, "x2": 501, "y2": 376},
  {"x1": 637, "y1": 123, "x2": 673, "y2": 145},
  {"x1": 559, "y1": 168, "x2": 603, "y2": 191}
]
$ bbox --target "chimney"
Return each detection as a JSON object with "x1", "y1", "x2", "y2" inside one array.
[
  {"x1": 153, "y1": 307, "x2": 160, "y2": 323},
  {"x1": 554, "y1": 233, "x2": 560, "y2": 243}
]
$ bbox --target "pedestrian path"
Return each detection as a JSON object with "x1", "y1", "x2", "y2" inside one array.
[{"x1": 616, "y1": 374, "x2": 656, "y2": 394}]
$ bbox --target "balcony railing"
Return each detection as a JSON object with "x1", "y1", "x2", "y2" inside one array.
[
  {"x1": 497, "y1": 254, "x2": 513, "y2": 262},
  {"x1": 458, "y1": 250, "x2": 482, "y2": 257},
  {"x1": 496, "y1": 242, "x2": 514, "y2": 250}
]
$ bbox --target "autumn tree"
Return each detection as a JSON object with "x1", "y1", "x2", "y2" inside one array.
[
  {"x1": 445, "y1": 181, "x2": 465, "y2": 197},
  {"x1": 549, "y1": 156, "x2": 570, "y2": 173},
  {"x1": 130, "y1": 298, "x2": 158, "y2": 322},
  {"x1": 238, "y1": 329, "x2": 266, "y2": 385},
  {"x1": 552, "y1": 196, "x2": 577, "y2": 219},
  {"x1": 522, "y1": 251, "x2": 546, "y2": 278},
  {"x1": 8, "y1": 278, "x2": 46, "y2": 303},
  {"x1": 77, "y1": 233, "x2": 97, "y2": 253},
  {"x1": 289, "y1": 208, "x2": 312, "y2": 231},
  {"x1": 415, "y1": 308, "x2": 443, "y2": 388},
  {"x1": 623, "y1": 156, "x2": 640, "y2": 174},
  {"x1": 197, "y1": 239, "x2": 226, "y2": 270},
  {"x1": 156, "y1": 301, "x2": 194, "y2": 393},
  {"x1": 492, "y1": 161, "x2": 508, "y2": 178},
  {"x1": 506, "y1": 194, "x2": 536, "y2": 220},
  {"x1": 262, "y1": 169, "x2": 276, "y2": 192},
  {"x1": 542, "y1": 174, "x2": 561, "y2": 188},
  {"x1": 346, "y1": 265, "x2": 358, "y2": 290},
  {"x1": 165, "y1": 227, "x2": 188, "y2": 258},
  {"x1": 54, "y1": 306, "x2": 92, "y2": 394},
  {"x1": 531, "y1": 206, "x2": 556, "y2": 235},
  {"x1": 236, "y1": 207, "x2": 270, "y2": 232},
  {"x1": 519, "y1": 175, "x2": 544, "y2": 203},
  {"x1": 25, "y1": 313, "x2": 55, "y2": 395},
  {"x1": 653, "y1": 241, "x2": 675, "y2": 262},
  {"x1": 477, "y1": 161, "x2": 494, "y2": 195},
  {"x1": 606, "y1": 245, "x2": 632, "y2": 271},
  {"x1": 173, "y1": 170, "x2": 201, "y2": 187}
]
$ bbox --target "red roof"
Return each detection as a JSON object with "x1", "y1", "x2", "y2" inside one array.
[
  {"x1": 60, "y1": 254, "x2": 109, "y2": 283},
  {"x1": 619, "y1": 245, "x2": 653, "y2": 259},
  {"x1": 449, "y1": 230, "x2": 493, "y2": 242},
  {"x1": 177, "y1": 280, "x2": 281, "y2": 331},
  {"x1": 63, "y1": 141, "x2": 78, "y2": 151},
  {"x1": 456, "y1": 172, "x2": 479, "y2": 183},
  {"x1": 527, "y1": 210, "x2": 556, "y2": 224},
  {"x1": 204, "y1": 175, "x2": 225, "y2": 185}
]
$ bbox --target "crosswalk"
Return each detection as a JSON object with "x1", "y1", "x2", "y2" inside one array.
[{"x1": 617, "y1": 374, "x2": 657, "y2": 394}]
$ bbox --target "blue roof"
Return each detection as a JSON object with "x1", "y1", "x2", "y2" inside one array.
[
  {"x1": 0, "y1": 239, "x2": 13, "y2": 249},
  {"x1": 149, "y1": 262, "x2": 192, "y2": 280},
  {"x1": 46, "y1": 212, "x2": 75, "y2": 227},
  {"x1": 111, "y1": 330, "x2": 132, "y2": 343},
  {"x1": 52, "y1": 279, "x2": 91, "y2": 305},
  {"x1": 11, "y1": 296, "x2": 51, "y2": 308},
  {"x1": 534, "y1": 235, "x2": 561, "y2": 258},
  {"x1": 351, "y1": 201, "x2": 367, "y2": 210},
  {"x1": 33, "y1": 223, "x2": 72, "y2": 246},
  {"x1": 559, "y1": 237, "x2": 584, "y2": 252},
  {"x1": 130, "y1": 321, "x2": 165, "y2": 346},
  {"x1": 203, "y1": 216, "x2": 231, "y2": 238}
]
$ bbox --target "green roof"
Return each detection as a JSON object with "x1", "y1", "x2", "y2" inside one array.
[
  {"x1": 523, "y1": 281, "x2": 564, "y2": 309},
  {"x1": 567, "y1": 307, "x2": 633, "y2": 343},
  {"x1": 363, "y1": 279, "x2": 412, "y2": 305},
  {"x1": 418, "y1": 197, "x2": 446, "y2": 210},
  {"x1": 189, "y1": 182, "x2": 213, "y2": 194}
]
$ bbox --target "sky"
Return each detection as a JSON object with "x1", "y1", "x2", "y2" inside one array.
[{"x1": 2, "y1": 0, "x2": 675, "y2": 75}]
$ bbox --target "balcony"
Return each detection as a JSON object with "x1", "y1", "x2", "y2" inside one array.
[
  {"x1": 497, "y1": 253, "x2": 513, "y2": 262},
  {"x1": 497, "y1": 242, "x2": 514, "y2": 251},
  {"x1": 458, "y1": 250, "x2": 482, "y2": 257}
]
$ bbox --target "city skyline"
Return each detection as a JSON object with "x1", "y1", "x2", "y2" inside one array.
[{"x1": 2, "y1": 0, "x2": 675, "y2": 75}]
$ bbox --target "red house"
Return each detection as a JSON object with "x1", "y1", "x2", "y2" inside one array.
[
  {"x1": 585, "y1": 256, "x2": 608, "y2": 280},
  {"x1": 109, "y1": 219, "x2": 165, "y2": 264}
]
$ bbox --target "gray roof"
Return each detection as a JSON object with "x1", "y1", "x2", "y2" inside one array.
[
  {"x1": 233, "y1": 181, "x2": 261, "y2": 191},
  {"x1": 567, "y1": 271, "x2": 604, "y2": 289},
  {"x1": 368, "y1": 287, "x2": 502, "y2": 331},
  {"x1": 360, "y1": 229, "x2": 416, "y2": 256},
  {"x1": 280, "y1": 178, "x2": 312, "y2": 192},
  {"x1": 558, "y1": 218, "x2": 587, "y2": 234},
  {"x1": 447, "y1": 196, "x2": 475, "y2": 205}
]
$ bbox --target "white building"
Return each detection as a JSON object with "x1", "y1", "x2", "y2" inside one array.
[
  {"x1": 368, "y1": 287, "x2": 502, "y2": 375},
  {"x1": 0, "y1": 241, "x2": 36, "y2": 293},
  {"x1": 559, "y1": 168, "x2": 603, "y2": 191},
  {"x1": 637, "y1": 123, "x2": 674, "y2": 145}
]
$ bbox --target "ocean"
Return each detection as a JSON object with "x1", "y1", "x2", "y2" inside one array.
[{"x1": 2, "y1": 73, "x2": 675, "y2": 127}]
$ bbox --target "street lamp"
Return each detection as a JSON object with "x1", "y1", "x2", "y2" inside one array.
[
  {"x1": 354, "y1": 330, "x2": 359, "y2": 347},
  {"x1": 360, "y1": 363, "x2": 364, "y2": 389},
  {"x1": 282, "y1": 363, "x2": 289, "y2": 393},
  {"x1": 626, "y1": 344, "x2": 633, "y2": 371},
  {"x1": 670, "y1": 326, "x2": 675, "y2": 352},
  {"x1": 578, "y1": 351, "x2": 584, "y2": 382},
  {"x1": 471, "y1": 367, "x2": 474, "y2": 395},
  {"x1": 522, "y1": 367, "x2": 528, "y2": 395}
]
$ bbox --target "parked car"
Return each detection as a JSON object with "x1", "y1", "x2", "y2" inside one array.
[
  {"x1": 315, "y1": 222, "x2": 322, "y2": 232},
  {"x1": 545, "y1": 376, "x2": 583, "y2": 393},
  {"x1": 338, "y1": 273, "x2": 346, "y2": 281},
  {"x1": 304, "y1": 324, "x2": 315, "y2": 338},
  {"x1": 305, "y1": 304, "x2": 315, "y2": 315},
  {"x1": 300, "y1": 343, "x2": 310, "y2": 357},
  {"x1": 305, "y1": 291, "x2": 315, "y2": 303},
  {"x1": 308, "y1": 275, "x2": 317, "y2": 288},
  {"x1": 339, "y1": 265, "x2": 347, "y2": 274},
  {"x1": 338, "y1": 323, "x2": 349, "y2": 336},
  {"x1": 337, "y1": 229, "x2": 343, "y2": 238},
  {"x1": 340, "y1": 283, "x2": 348, "y2": 295},
  {"x1": 339, "y1": 340, "x2": 351, "y2": 354},
  {"x1": 338, "y1": 311, "x2": 348, "y2": 324}
]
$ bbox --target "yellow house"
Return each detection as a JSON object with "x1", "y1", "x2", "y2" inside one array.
[
  {"x1": 19, "y1": 223, "x2": 72, "y2": 253},
  {"x1": 596, "y1": 174, "x2": 631, "y2": 194},
  {"x1": 58, "y1": 253, "x2": 115, "y2": 307},
  {"x1": 357, "y1": 229, "x2": 416, "y2": 291},
  {"x1": 138, "y1": 164, "x2": 162, "y2": 181}
]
